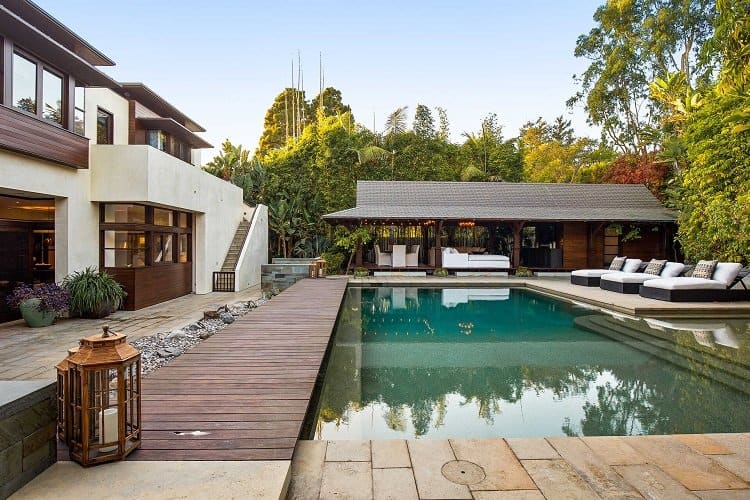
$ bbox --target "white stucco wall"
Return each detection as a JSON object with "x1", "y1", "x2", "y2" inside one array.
[
  {"x1": 84, "y1": 88, "x2": 129, "y2": 145},
  {"x1": 89, "y1": 145, "x2": 249, "y2": 294},
  {"x1": 0, "y1": 150, "x2": 99, "y2": 281},
  {"x1": 235, "y1": 204, "x2": 268, "y2": 291}
]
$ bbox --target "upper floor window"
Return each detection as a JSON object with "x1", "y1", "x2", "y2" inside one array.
[
  {"x1": 97, "y1": 108, "x2": 113, "y2": 144},
  {"x1": 12, "y1": 53, "x2": 37, "y2": 114},
  {"x1": 74, "y1": 86, "x2": 85, "y2": 135},
  {"x1": 147, "y1": 130, "x2": 167, "y2": 151},
  {"x1": 42, "y1": 69, "x2": 63, "y2": 125}
]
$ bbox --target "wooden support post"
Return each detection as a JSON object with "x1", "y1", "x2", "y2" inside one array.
[
  {"x1": 511, "y1": 221, "x2": 524, "y2": 269},
  {"x1": 435, "y1": 220, "x2": 444, "y2": 268}
]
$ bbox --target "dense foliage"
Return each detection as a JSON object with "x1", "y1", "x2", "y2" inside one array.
[{"x1": 202, "y1": 0, "x2": 750, "y2": 265}]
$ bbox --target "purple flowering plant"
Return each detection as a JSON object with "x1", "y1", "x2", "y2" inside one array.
[{"x1": 6, "y1": 283, "x2": 70, "y2": 314}]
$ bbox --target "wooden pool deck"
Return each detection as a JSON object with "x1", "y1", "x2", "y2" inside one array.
[{"x1": 131, "y1": 278, "x2": 348, "y2": 461}]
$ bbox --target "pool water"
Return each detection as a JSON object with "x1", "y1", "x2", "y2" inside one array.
[{"x1": 309, "y1": 287, "x2": 750, "y2": 439}]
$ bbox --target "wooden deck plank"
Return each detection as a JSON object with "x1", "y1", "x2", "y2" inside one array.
[{"x1": 131, "y1": 278, "x2": 348, "y2": 461}]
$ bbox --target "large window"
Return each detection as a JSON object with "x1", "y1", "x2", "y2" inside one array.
[
  {"x1": 104, "y1": 204, "x2": 146, "y2": 224},
  {"x1": 74, "y1": 86, "x2": 86, "y2": 135},
  {"x1": 42, "y1": 69, "x2": 62, "y2": 125},
  {"x1": 97, "y1": 108, "x2": 113, "y2": 144},
  {"x1": 12, "y1": 52, "x2": 37, "y2": 114},
  {"x1": 153, "y1": 208, "x2": 173, "y2": 226},
  {"x1": 153, "y1": 234, "x2": 173, "y2": 264},
  {"x1": 147, "y1": 130, "x2": 167, "y2": 151},
  {"x1": 103, "y1": 231, "x2": 146, "y2": 268}
]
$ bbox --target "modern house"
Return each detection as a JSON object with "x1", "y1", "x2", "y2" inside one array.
[
  {"x1": 323, "y1": 181, "x2": 677, "y2": 271},
  {"x1": 0, "y1": 0, "x2": 267, "y2": 321}
]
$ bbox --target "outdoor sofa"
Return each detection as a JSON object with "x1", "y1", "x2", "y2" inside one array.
[
  {"x1": 599, "y1": 260, "x2": 685, "y2": 294},
  {"x1": 639, "y1": 262, "x2": 750, "y2": 302},
  {"x1": 570, "y1": 258, "x2": 642, "y2": 287},
  {"x1": 441, "y1": 247, "x2": 510, "y2": 269}
]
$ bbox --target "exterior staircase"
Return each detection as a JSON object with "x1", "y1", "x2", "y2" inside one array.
[{"x1": 213, "y1": 219, "x2": 252, "y2": 291}]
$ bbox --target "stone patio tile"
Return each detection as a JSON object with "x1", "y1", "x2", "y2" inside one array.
[
  {"x1": 372, "y1": 467, "x2": 418, "y2": 500},
  {"x1": 694, "y1": 491, "x2": 750, "y2": 499},
  {"x1": 505, "y1": 438, "x2": 560, "y2": 460},
  {"x1": 371, "y1": 440, "x2": 411, "y2": 469},
  {"x1": 625, "y1": 435, "x2": 747, "y2": 491},
  {"x1": 287, "y1": 441, "x2": 327, "y2": 500},
  {"x1": 712, "y1": 455, "x2": 750, "y2": 482},
  {"x1": 472, "y1": 491, "x2": 544, "y2": 500},
  {"x1": 319, "y1": 462, "x2": 372, "y2": 500},
  {"x1": 548, "y1": 437, "x2": 641, "y2": 498},
  {"x1": 581, "y1": 436, "x2": 647, "y2": 465},
  {"x1": 407, "y1": 440, "x2": 471, "y2": 500},
  {"x1": 521, "y1": 459, "x2": 598, "y2": 500},
  {"x1": 450, "y1": 438, "x2": 536, "y2": 491},
  {"x1": 325, "y1": 440, "x2": 371, "y2": 462},
  {"x1": 676, "y1": 434, "x2": 733, "y2": 455},
  {"x1": 614, "y1": 464, "x2": 698, "y2": 499}
]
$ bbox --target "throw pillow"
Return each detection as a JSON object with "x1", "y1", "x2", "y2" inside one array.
[
  {"x1": 692, "y1": 260, "x2": 718, "y2": 279},
  {"x1": 644, "y1": 259, "x2": 667, "y2": 275},
  {"x1": 609, "y1": 256, "x2": 627, "y2": 271}
]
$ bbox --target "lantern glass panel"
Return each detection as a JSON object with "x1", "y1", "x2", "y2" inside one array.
[{"x1": 87, "y1": 367, "x2": 120, "y2": 457}]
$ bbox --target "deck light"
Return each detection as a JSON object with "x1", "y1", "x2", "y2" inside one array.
[{"x1": 58, "y1": 325, "x2": 142, "y2": 466}]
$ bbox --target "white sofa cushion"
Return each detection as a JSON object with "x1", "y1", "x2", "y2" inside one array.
[
  {"x1": 572, "y1": 269, "x2": 619, "y2": 278},
  {"x1": 642, "y1": 277, "x2": 727, "y2": 290},
  {"x1": 712, "y1": 262, "x2": 742, "y2": 287},
  {"x1": 621, "y1": 259, "x2": 642, "y2": 273},
  {"x1": 661, "y1": 262, "x2": 685, "y2": 277},
  {"x1": 468, "y1": 254, "x2": 509, "y2": 262},
  {"x1": 601, "y1": 272, "x2": 660, "y2": 284}
]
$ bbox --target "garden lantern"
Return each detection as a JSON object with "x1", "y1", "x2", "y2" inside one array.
[
  {"x1": 317, "y1": 257, "x2": 327, "y2": 277},
  {"x1": 55, "y1": 346, "x2": 78, "y2": 445},
  {"x1": 64, "y1": 326, "x2": 141, "y2": 466}
]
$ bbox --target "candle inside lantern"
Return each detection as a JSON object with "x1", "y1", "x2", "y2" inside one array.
[{"x1": 99, "y1": 408, "x2": 118, "y2": 452}]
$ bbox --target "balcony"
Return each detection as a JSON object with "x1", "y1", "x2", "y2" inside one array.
[{"x1": 0, "y1": 105, "x2": 89, "y2": 168}]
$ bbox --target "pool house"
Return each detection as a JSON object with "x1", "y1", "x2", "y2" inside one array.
[{"x1": 323, "y1": 181, "x2": 678, "y2": 272}]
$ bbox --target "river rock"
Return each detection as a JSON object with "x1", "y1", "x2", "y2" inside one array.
[{"x1": 220, "y1": 312, "x2": 235, "y2": 324}]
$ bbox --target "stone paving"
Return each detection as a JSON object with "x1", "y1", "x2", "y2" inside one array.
[
  {"x1": 0, "y1": 286, "x2": 261, "y2": 381},
  {"x1": 288, "y1": 435, "x2": 750, "y2": 499}
]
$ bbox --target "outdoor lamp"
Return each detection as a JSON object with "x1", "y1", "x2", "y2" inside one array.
[{"x1": 61, "y1": 325, "x2": 142, "y2": 466}]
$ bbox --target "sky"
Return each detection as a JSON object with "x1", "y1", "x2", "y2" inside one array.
[{"x1": 39, "y1": 0, "x2": 603, "y2": 161}]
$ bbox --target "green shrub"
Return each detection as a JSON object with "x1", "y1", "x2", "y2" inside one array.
[
  {"x1": 62, "y1": 266, "x2": 127, "y2": 318},
  {"x1": 433, "y1": 268, "x2": 449, "y2": 277},
  {"x1": 321, "y1": 251, "x2": 344, "y2": 275},
  {"x1": 515, "y1": 266, "x2": 534, "y2": 277},
  {"x1": 353, "y1": 267, "x2": 369, "y2": 278}
]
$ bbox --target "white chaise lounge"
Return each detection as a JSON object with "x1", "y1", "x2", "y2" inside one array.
[
  {"x1": 441, "y1": 248, "x2": 510, "y2": 269},
  {"x1": 570, "y1": 258, "x2": 642, "y2": 287},
  {"x1": 599, "y1": 260, "x2": 685, "y2": 294},
  {"x1": 639, "y1": 262, "x2": 750, "y2": 302}
]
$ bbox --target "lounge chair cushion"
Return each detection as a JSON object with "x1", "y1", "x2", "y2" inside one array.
[
  {"x1": 609, "y1": 256, "x2": 627, "y2": 271},
  {"x1": 692, "y1": 260, "x2": 718, "y2": 279},
  {"x1": 469, "y1": 254, "x2": 510, "y2": 262},
  {"x1": 621, "y1": 259, "x2": 643, "y2": 273},
  {"x1": 661, "y1": 262, "x2": 686, "y2": 277},
  {"x1": 642, "y1": 277, "x2": 727, "y2": 291},
  {"x1": 601, "y1": 272, "x2": 660, "y2": 284},
  {"x1": 644, "y1": 259, "x2": 667, "y2": 275},
  {"x1": 712, "y1": 262, "x2": 743, "y2": 287},
  {"x1": 572, "y1": 269, "x2": 620, "y2": 278}
]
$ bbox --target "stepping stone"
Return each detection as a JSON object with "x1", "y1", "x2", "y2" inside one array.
[
  {"x1": 614, "y1": 464, "x2": 698, "y2": 499},
  {"x1": 522, "y1": 459, "x2": 598, "y2": 500},
  {"x1": 407, "y1": 440, "x2": 471, "y2": 499},
  {"x1": 319, "y1": 462, "x2": 372, "y2": 500},
  {"x1": 372, "y1": 440, "x2": 410, "y2": 468},
  {"x1": 373, "y1": 467, "x2": 418, "y2": 500},
  {"x1": 325, "y1": 440, "x2": 370, "y2": 462},
  {"x1": 506, "y1": 438, "x2": 560, "y2": 460},
  {"x1": 581, "y1": 436, "x2": 646, "y2": 465}
]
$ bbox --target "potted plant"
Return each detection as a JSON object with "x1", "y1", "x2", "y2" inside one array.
[
  {"x1": 6, "y1": 283, "x2": 69, "y2": 328},
  {"x1": 353, "y1": 267, "x2": 369, "y2": 278},
  {"x1": 62, "y1": 267, "x2": 127, "y2": 318}
]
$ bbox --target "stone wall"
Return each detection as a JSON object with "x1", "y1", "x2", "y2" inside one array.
[
  {"x1": 0, "y1": 381, "x2": 57, "y2": 499},
  {"x1": 261, "y1": 258, "x2": 318, "y2": 292}
]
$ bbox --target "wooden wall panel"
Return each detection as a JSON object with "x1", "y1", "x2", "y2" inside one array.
[
  {"x1": 622, "y1": 225, "x2": 669, "y2": 261},
  {"x1": 106, "y1": 263, "x2": 192, "y2": 310},
  {"x1": 0, "y1": 105, "x2": 88, "y2": 168},
  {"x1": 562, "y1": 222, "x2": 588, "y2": 270},
  {"x1": 588, "y1": 224, "x2": 605, "y2": 268}
]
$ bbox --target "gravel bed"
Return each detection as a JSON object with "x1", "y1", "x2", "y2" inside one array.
[{"x1": 130, "y1": 297, "x2": 269, "y2": 375}]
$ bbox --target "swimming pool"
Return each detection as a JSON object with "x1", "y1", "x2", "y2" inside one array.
[{"x1": 309, "y1": 286, "x2": 750, "y2": 439}]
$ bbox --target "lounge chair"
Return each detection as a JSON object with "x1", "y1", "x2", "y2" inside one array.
[
  {"x1": 639, "y1": 263, "x2": 750, "y2": 302},
  {"x1": 374, "y1": 244, "x2": 392, "y2": 267},
  {"x1": 441, "y1": 247, "x2": 510, "y2": 269},
  {"x1": 599, "y1": 260, "x2": 685, "y2": 294},
  {"x1": 570, "y1": 258, "x2": 642, "y2": 287}
]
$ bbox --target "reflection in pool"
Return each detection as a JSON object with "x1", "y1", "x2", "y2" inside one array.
[{"x1": 309, "y1": 287, "x2": 750, "y2": 439}]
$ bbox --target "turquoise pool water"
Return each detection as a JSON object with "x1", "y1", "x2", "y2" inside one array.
[{"x1": 310, "y1": 287, "x2": 750, "y2": 439}]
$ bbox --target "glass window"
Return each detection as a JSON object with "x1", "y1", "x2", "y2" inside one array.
[
  {"x1": 147, "y1": 130, "x2": 167, "y2": 151},
  {"x1": 104, "y1": 204, "x2": 146, "y2": 224},
  {"x1": 97, "y1": 108, "x2": 113, "y2": 144},
  {"x1": 153, "y1": 233, "x2": 173, "y2": 263},
  {"x1": 177, "y1": 212, "x2": 189, "y2": 228},
  {"x1": 153, "y1": 208, "x2": 173, "y2": 226},
  {"x1": 103, "y1": 231, "x2": 146, "y2": 268},
  {"x1": 12, "y1": 53, "x2": 37, "y2": 114},
  {"x1": 74, "y1": 86, "x2": 85, "y2": 135},
  {"x1": 42, "y1": 69, "x2": 62, "y2": 124},
  {"x1": 178, "y1": 234, "x2": 190, "y2": 263}
]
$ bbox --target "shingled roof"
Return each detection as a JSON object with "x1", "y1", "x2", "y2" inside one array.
[{"x1": 323, "y1": 181, "x2": 676, "y2": 222}]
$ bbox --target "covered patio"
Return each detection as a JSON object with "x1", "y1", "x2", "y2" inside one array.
[{"x1": 323, "y1": 181, "x2": 678, "y2": 273}]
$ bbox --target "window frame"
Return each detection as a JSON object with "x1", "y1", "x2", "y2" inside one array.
[
  {"x1": 9, "y1": 46, "x2": 69, "y2": 128},
  {"x1": 96, "y1": 107, "x2": 114, "y2": 144}
]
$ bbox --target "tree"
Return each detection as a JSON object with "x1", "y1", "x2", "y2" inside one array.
[
  {"x1": 412, "y1": 104, "x2": 436, "y2": 138},
  {"x1": 204, "y1": 140, "x2": 267, "y2": 204},
  {"x1": 310, "y1": 87, "x2": 352, "y2": 122},
  {"x1": 570, "y1": 0, "x2": 716, "y2": 154},
  {"x1": 384, "y1": 106, "x2": 409, "y2": 140},
  {"x1": 436, "y1": 107, "x2": 450, "y2": 141},
  {"x1": 256, "y1": 88, "x2": 311, "y2": 156},
  {"x1": 550, "y1": 116, "x2": 574, "y2": 146}
]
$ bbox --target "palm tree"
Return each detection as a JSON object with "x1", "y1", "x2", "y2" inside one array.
[{"x1": 384, "y1": 106, "x2": 408, "y2": 140}]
